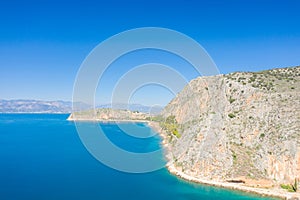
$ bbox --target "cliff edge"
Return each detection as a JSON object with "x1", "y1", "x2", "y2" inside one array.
[{"x1": 161, "y1": 66, "x2": 300, "y2": 189}]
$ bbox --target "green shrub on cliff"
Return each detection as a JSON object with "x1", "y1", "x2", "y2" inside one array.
[
  {"x1": 280, "y1": 184, "x2": 294, "y2": 192},
  {"x1": 172, "y1": 128, "x2": 181, "y2": 138},
  {"x1": 228, "y1": 113, "x2": 236, "y2": 118},
  {"x1": 160, "y1": 115, "x2": 181, "y2": 138},
  {"x1": 229, "y1": 96, "x2": 236, "y2": 104},
  {"x1": 280, "y1": 179, "x2": 298, "y2": 192}
]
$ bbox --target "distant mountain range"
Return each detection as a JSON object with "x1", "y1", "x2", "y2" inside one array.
[
  {"x1": 0, "y1": 99, "x2": 73, "y2": 113},
  {"x1": 0, "y1": 99, "x2": 163, "y2": 114}
]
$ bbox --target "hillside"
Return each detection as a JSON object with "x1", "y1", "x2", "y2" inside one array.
[
  {"x1": 68, "y1": 108, "x2": 150, "y2": 121},
  {"x1": 160, "y1": 66, "x2": 300, "y2": 189}
]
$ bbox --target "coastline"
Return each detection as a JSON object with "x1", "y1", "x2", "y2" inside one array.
[
  {"x1": 147, "y1": 121, "x2": 300, "y2": 200},
  {"x1": 66, "y1": 114, "x2": 148, "y2": 123},
  {"x1": 68, "y1": 115, "x2": 300, "y2": 200},
  {"x1": 67, "y1": 118, "x2": 148, "y2": 123}
]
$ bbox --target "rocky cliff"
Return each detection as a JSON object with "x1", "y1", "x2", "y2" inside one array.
[{"x1": 161, "y1": 66, "x2": 300, "y2": 186}]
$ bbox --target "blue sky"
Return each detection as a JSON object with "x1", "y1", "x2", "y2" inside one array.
[{"x1": 0, "y1": 0, "x2": 299, "y2": 105}]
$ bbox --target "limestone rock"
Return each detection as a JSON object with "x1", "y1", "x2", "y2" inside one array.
[{"x1": 162, "y1": 66, "x2": 300, "y2": 184}]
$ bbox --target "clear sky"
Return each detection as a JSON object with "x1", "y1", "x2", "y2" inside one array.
[{"x1": 0, "y1": 0, "x2": 299, "y2": 106}]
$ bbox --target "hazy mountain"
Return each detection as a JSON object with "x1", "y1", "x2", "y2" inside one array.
[
  {"x1": 0, "y1": 99, "x2": 72, "y2": 113},
  {"x1": 0, "y1": 100, "x2": 163, "y2": 114}
]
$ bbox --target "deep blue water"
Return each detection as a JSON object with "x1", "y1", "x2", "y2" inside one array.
[{"x1": 0, "y1": 114, "x2": 277, "y2": 200}]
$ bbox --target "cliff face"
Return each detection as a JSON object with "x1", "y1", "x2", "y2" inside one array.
[{"x1": 162, "y1": 66, "x2": 300, "y2": 184}]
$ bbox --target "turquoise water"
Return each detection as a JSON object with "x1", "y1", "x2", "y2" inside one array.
[{"x1": 0, "y1": 114, "x2": 278, "y2": 200}]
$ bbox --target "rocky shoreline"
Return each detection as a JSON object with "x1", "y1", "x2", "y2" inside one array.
[{"x1": 147, "y1": 121, "x2": 300, "y2": 200}]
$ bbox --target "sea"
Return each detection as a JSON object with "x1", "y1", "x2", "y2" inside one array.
[{"x1": 0, "y1": 114, "x2": 278, "y2": 200}]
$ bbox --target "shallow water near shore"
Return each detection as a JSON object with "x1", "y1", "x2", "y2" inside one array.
[{"x1": 0, "y1": 114, "x2": 279, "y2": 200}]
